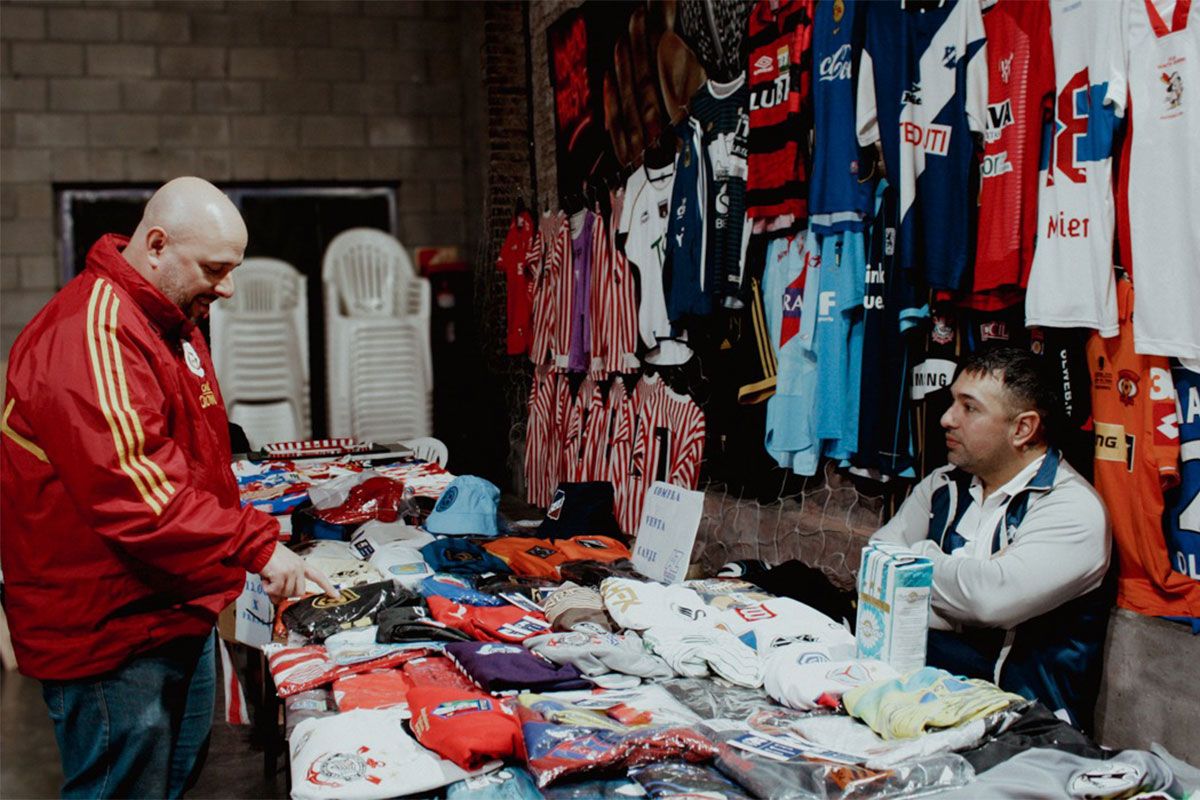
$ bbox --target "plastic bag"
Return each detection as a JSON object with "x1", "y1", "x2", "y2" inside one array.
[
  {"x1": 628, "y1": 761, "x2": 755, "y2": 799},
  {"x1": 263, "y1": 642, "x2": 427, "y2": 697},
  {"x1": 313, "y1": 475, "x2": 408, "y2": 525},
  {"x1": 520, "y1": 704, "x2": 718, "y2": 789},
  {"x1": 713, "y1": 730, "x2": 975, "y2": 800},
  {"x1": 281, "y1": 580, "x2": 416, "y2": 642}
]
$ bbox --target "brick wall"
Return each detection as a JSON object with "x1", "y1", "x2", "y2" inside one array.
[{"x1": 0, "y1": 0, "x2": 479, "y2": 358}]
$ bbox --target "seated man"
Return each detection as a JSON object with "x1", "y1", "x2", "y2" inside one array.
[{"x1": 872, "y1": 347, "x2": 1111, "y2": 729}]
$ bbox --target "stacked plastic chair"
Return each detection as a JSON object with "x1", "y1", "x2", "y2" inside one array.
[
  {"x1": 322, "y1": 228, "x2": 433, "y2": 444},
  {"x1": 210, "y1": 258, "x2": 311, "y2": 450}
]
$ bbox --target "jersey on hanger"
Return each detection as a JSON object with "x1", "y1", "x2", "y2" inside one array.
[
  {"x1": 1088, "y1": 279, "x2": 1200, "y2": 621},
  {"x1": 1024, "y1": 0, "x2": 1124, "y2": 336},
  {"x1": 746, "y1": 0, "x2": 815, "y2": 233},
  {"x1": 590, "y1": 210, "x2": 639, "y2": 375},
  {"x1": 665, "y1": 118, "x2": 712, "y2": 322},
  {"x1": 764, "y1": 230, "x2": 821, "y2": 476},
  {"x1": 690, "y1": 76, "x2": 752, "y2": 307},
  {"x1": 813, "y1": 229, "x2": 867, "y2": 461},
  {"x1": 854, "y1": 180, "x2": 924, "y2": 479},
  {"x1": 496, "y1": 210, "x2": 538, "y2": 356},
  {"x1": 1113, "y1": 0, "x2": 1200, "y2": 359},
  {"x1": 1165, "y1": 364, "x2": 1200, "y2": 610},
  {"x1": 856, "y1": 0, "x2": 987, "y2": 292},
  {"x1": 973, "y1": 0, "x2": 1054, "y2": 298},
  {"x1": 809, "y1": 0, "x2": 873, "y2": 234},
  {"x1": 620, "y1": 165, "x2": 676, "y2": 349}
]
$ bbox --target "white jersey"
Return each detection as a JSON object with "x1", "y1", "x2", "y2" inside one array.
[
  {"x1": 620, "y1": 164, "x2": 675, "y2": 348},
  {"x1": 1113, "y1": 0, "x2": 1200, "y2": 359},
  {"x1": 1025, "y1": 0, "x2": 1124, "y2": 336}
]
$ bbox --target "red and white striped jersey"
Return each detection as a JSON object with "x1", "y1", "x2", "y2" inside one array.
[
  {"x1": 561, "y1": 379, "x2": 596, "y2": 483},
  {"x1": 529, "y1": 212, "x2": 564, "y2": 366},
  {"x1": 525, "y1": 366, "x2": 557, "y2": 507},
  {"x1": 548, "y1": 214, "x2": 575, "y2": 370},
  {"x1": 551, "y1": 370, "x2": 573, "y2": 491},
  {"x1": 590, "y1": 210, "x2": 640, "y2": 377},
  {"x1": 623, "y1": 374, "x2": 707, "y2": 534},
  {"x1": 605, "y1": 379, "x2": 641, "y2": 535},
  {"x1": 579, "y1": 380, "x2": 608, "y2": 482}
]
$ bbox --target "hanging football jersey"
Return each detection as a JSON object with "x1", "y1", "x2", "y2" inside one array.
[
  {"x1": 813, "y1": 230, "x2": 868, "y2": 461},
  {"x1": 526, "y1": 367, "x2": 558, "y2": 508},
  {"x1": 605, "y1": 378, "x2": 641, "y2": 536},
  {"x1": 560, "y1": 210, "x2": 595, "y2": 371},
  {"x1": 624, "y1": 374, "x2": 707, "y2": 533},
  {"x1": 810, "y1": 0, "x2": 873, "y2": 234},
  {"x1": 620, "y1": 165, "x2": 676, "y2": 349},
  {"x1": 531, "y1": 211, "x2": 567, "y2": 366},
  {"x1": 746, "y1": 0, "x2": 815, "y2": 234},
  {"x1": 1088, "y1": 278, "x2": 1200, "y2": 622},
  {"x1": 856, "y1": 0, "x2": 988, "y2": 291},
  {"x1": 763, "y1": 231, "x2": 821, "y2": 476},
  {"x1": 910, "y1": 300, "x2": 962, "y2": 479},
  {"x1": 496, "y1": 210, "x2": 539, "y2": 356},
  {"x1": 1165, "y1": 364, "x2": 1200, "y2": 624},
  {"x1": 690, "y1": 75, "x2": 752, "y2": 306},
  {"x1": 589, "y1": 204, "x2": 639, "y2": 375},
  {"x1": 666, "y1": 119, "x2": 711, "y2": 322},
  {"x1": 973, "y1": 0, "x2": 1054, "y2": 299},
  {"x1": 1025, "y1": 0, "x2": 1124, "y2": 336},
  {"x1": 1112, "y1": 0, "x2": 1200, "y2": 359}
]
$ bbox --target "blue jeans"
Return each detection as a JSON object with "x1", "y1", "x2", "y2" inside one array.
[{"x1": 41, "y1": 632, "x2": 216, "y2": 799}]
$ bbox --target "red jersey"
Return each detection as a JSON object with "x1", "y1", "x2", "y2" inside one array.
[
  {"x1": 496, "y1": 210, "x2": 539, "y2": 356},
  {"x1": 973, "y1": 0, "x2": 1055, "y2": 300},
  {"x1": 1088, "y1": 279, "x2": 1200, "y2": 619},
  {"x1": 746, "y1": 0, "x2": 815, "y2": 233}
]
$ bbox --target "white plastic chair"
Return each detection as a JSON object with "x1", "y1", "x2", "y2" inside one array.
[
  {"x1": 210, "y1": 258, "x2": 310, "y2": 449},
  {"x1": 322, "y1": 228, "x2": 433, "y2": 442},
  {"x1": 400, "y1": 437, "x2": 448, "y2": 466}
]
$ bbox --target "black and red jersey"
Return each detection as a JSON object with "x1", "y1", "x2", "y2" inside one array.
[{"x1": 746, "y1": 0, "x2": 815, "y2": 234}]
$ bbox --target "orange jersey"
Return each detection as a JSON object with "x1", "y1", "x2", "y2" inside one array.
[{"x1": 1088, "y1": 279, "x2": 1200, "y2": 618}]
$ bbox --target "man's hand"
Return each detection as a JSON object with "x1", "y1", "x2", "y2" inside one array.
[{"x1": 259, "y1": 543, "x2": 338, "y2": 603}]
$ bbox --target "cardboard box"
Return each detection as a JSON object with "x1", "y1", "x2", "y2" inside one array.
[{"x1": 855, "y1": 542, "x2": 933, "y2": 673}]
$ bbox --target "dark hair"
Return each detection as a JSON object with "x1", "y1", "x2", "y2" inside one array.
[{"x1": 958, "y1": 347, "x2": 1060, "y2": 440}]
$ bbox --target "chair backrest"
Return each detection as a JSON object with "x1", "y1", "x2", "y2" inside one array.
[
  {"x1": 401, "y1": 437, "x2": 448, "y2": 467},
  {"x1": 210, "y1": 257, "x2": 310, "y2": 440},
  {"x1": 321, "y1": 228, "x2": 416, "y2": 318}
]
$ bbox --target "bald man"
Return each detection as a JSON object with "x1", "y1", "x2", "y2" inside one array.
[{"x1": 1, "y1": 177, "x2": 334, "y2": 798}]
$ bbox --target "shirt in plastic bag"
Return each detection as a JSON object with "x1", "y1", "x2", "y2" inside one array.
[
  {"x1": 628, "y1": 760, "x2": 755, "y2": 799},
  {"x1": 281, "y1": 580, "x2": 416, "y2": 642},
  {"x1": 520, "y1": 703, "x2": 719, "y2": 789},
  {"x1": 311, "y1": 475, "x2": 407, "y2": 525},
  {"x1": 331, "y1": 669, "x2": 412, "y2": 713},
  {"x1": 713, "y1": 730, "x2": 975, "y2": 800},
  {"x1": 264, "y1": 642, "x2": 427, "y2": 697},
  {"x1": 408, "y1": 685, "x2": 525, "y2": 771},
  {"x1": 288, "y1": 707, "x2": 498, "y2": 800},
  {"x1": 376, "y1": 605, "x2": 475, "y2": 644},
  {"x1": 446, "y1": 767, "x2": 543, "y2": 799}
]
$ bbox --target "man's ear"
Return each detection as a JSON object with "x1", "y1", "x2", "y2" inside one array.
[
  {"x1": 1012, "y1": 410, "x2": 1042, "y2": 450},
  {"x1": 145, "y1": 227, "x2": 168, "y2": 268}
]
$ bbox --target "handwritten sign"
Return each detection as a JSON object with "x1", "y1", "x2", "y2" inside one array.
[
  {"x1": 235, "y1": 573, "x2": 274, "y2": 648},
  {"x1": 632, "y1": 481, "x2": 704, "y2": 583}
]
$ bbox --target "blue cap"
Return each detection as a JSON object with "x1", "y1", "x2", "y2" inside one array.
[{"x1": 425, "y1": 475, "x2": 501, "y2": 536}]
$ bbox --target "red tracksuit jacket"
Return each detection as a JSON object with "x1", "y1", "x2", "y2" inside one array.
[{"x1": 1, "y1": 234, "x2": 278, "y2": 680}]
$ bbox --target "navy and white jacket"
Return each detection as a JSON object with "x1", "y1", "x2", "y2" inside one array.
[{"x1": 872, "y1": 448, "x2": 1112, "y2": 729}]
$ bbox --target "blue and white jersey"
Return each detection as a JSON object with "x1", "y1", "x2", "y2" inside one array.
[
  {"x1": 1166, "y1": 365, "x2": 1200, "y2": 589},
  {"x1": 665, "y1": 118, "x2": 712, "y2": 323},
  {"x1": 856, "y1": 0, "x2": 987, "y2": 291},
  {"x1": 813, "y1": 230, "x2": 867, "y2": 461},
  {"x1": 764, "y1": 231, "x2": 821, "y2": 476},
  {"x1": 810, "y1": 0, "x2": 874, "y2": 234}
]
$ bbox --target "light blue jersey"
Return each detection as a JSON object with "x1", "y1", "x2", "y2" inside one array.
[
  {"x1": 814, "y1": 230, "x2": 867, "y2": 461},
  {"x1": 764, "y1": 231, "x2": 821, "y2": 476}
]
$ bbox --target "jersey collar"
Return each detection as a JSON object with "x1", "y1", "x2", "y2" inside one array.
[
  {"x1": 85, "y1": 233, "x2": 194, "y2": 339},
  {"x1": 1145, "y1": 0, "x2": 1191, "y2": 36}
]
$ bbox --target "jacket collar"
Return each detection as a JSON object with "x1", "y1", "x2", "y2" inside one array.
[{"x1": 85, "y1": 233, "x2": 194, "y2": 340}]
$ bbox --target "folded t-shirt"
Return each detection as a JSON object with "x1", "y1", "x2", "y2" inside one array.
[{"x1": 444, "y1": 641, "x2": 592, "y2": 693}]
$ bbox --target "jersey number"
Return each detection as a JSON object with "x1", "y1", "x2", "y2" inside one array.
[{"x1": 1048, "y1": 68, "x2": 1091, "y2": 186}]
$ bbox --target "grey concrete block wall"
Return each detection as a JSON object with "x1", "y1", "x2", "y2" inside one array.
[{"x1": 0, "y1": 0, "x2": 480, "y2": 359}]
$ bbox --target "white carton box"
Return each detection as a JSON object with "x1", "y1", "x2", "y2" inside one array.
[{"x1": 855, "y1": 542, "x2": 933, "y2": 673}]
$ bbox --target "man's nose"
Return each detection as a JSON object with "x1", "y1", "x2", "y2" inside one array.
[
  {"x1": 940, "y1": 405, "x2": 957, "y2": 430},
  {"x1": 214, "y1": 272, "x2": 234, "y2": 298}
]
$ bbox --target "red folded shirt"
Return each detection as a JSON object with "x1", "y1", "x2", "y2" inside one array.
[
  {"x1": 407, "y1": 685, "x2": 525, "y2": 770},
  {"x1": 426, "y1": 595, "x2": 550, "y2": 643}
]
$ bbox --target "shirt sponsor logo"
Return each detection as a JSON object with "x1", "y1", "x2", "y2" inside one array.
[
  {"x1": 1162, "y1": 69, "x2": 1183, "y2": 112},
  {"x1": 1094, "y1": 421, "x2": 1135, "y2": 471},
  {"x1": 999, "y1": 53, "x2": 1014, "y2": 84},
  {"x1": 735, "y1": 603, "x2": 778, "y2": 622},
  {"x1": 942, "y1": 45, "x2": 959, "y2": 69},
  {"x1": 753, "y1": 55, "x2": 775, "y2": 76},
  {"x1": 911, "y1": 358, "x2": 957, "y2": 400},
  {"x1": 979, "y1": 320, "x2": 1010, "y2": 342},
  {"x1": 198, "y1": 381, "x2": 218, "y2": 409},
  {"x1": 1117, "y1": 369, "x2": 1140, "y2": 406},
  {"x1": 901, "y1": 121, "x2": 952, "y2": 155},
  {"x1": 985, "y1": 100, "x2": 1014, "y2": 143},
  {"x1": 819, "y1": 44, "x2": 852, "y2": 82}
]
